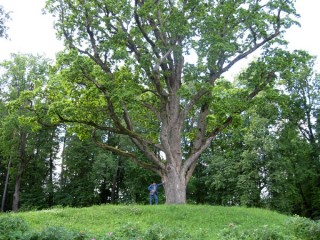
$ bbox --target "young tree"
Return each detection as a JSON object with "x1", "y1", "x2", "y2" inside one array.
[{"x1": 40, "y1": 0, "x2": 299, "y2": 203}]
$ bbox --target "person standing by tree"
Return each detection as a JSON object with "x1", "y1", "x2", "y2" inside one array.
[{"x1": 148, "y1": 182, "x2": 163, "y2": 205}]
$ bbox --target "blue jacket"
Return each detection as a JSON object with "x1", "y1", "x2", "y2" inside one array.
[{"x1": 148, "y1": 183, "x2": 162, "y2": 195}]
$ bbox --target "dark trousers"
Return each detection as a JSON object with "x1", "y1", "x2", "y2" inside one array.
[{"x1": 149, "y1": 193, "x2": 158, "y2": 205}]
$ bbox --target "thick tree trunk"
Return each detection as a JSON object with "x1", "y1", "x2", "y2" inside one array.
[
  {"x1": 12, "y1": 131, "x2": 28, "y2": 212},
  {"x1": 1, "y1": 156, "x2": 12, "y2": 212},
  {"x1": 48, "y1": 152, "x2": 54, "y2": 207},
  {"x1": 12, "y1": 160, "x2": 26, "y2": 211},
  {"x1": 162, "y1": 170, "x2": 187, "y2": 204}
]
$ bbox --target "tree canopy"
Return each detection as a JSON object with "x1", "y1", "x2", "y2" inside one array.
[
  {"x1": 0, "y1": 5, "x2": 10, "y2": 39},
  {"x1": 32, "y1": 0, "x2": 303, "y2": 203},
  {"x1": 0, "y1": 48, "x2": 319, "y2": 217}
]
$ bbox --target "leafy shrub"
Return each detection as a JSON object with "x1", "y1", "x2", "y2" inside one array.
[
  {"x1": 102, "y1": 223, "x2": 192, "y2": 240},
  {"x1": 0, "y1": 217, "x2": 88, "y2": 240},
  {"x1": 0, "y1": 216, "x2": 29, "y2": 240},
  {"x1": 143, "y1": 224, "x2": 192, "y2": 240},
  {"x1": 28, "y1": 227, "x2": 88, "y2": 240},
  {"x1": 288, "y1": 215, "x2": 320, "y2": 240},
  {"x1": 218, "y1": 223, "x2": 288, "y2": 240},
  {"x1": 103, "y1": 222, "x2": 142, "y2": 239}
]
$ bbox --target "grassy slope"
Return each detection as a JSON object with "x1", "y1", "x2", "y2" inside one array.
[{"x1": 2, "y1": 205, "x2": 293, "y2": 239}]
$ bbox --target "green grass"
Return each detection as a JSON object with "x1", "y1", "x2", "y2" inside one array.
[{"x1": 0, "y1": 204, "x2": 298, "y2": 239}]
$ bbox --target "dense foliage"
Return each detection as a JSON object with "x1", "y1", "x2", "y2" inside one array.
[
  {"x1": 0, "y1": 5, "x2": 10, "y2": 39},
  {"x1": 35, "y1": 0, "x2": 301, "y2": 203},
  {"x1": 0, "y1": 0, "x2": 319, "y2": 220},
  {"x1": 0, "y1": 51, "x2": 319, "y2": 219}
]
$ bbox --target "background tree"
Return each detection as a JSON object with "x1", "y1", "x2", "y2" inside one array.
[
  {"x1": 55, "y1": 134, "x2": 102, "y2": 207},
  {"x1": 0, "y1": 114, "x2": 19, "y2": 212},
  {"x1": 18, "y1": 126, "x2": 61, "y2": 209},
  {"x1": 0, "y1": 54, "x2": 57, "y2": 211},
  {"x1": 55, "y1": 131, "x2": 155, "y2": 206},
  {"x1": 188, "y1": 50, "x2": 320, "y2": 218},
  {"x1": 38, "y1": 0, "x2": 299, "y2": 203},
  {"x1": 275, "y1": 51, "x2": 320, "y2": 218},
  {"x1": 0, "y1": 5, "x2": 10, "y2": 39}
]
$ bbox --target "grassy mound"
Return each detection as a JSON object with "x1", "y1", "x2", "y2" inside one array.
[{"x1": 1, "y1": 204, "x2": 319, "y2": 239}]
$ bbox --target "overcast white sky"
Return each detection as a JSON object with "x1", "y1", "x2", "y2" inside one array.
[
  {"x1": 0, "y1": 0, "x2": 63, "y2": 60},
  {"x1": 0, "y1": 0, "x2": 319, "y2": 73}
]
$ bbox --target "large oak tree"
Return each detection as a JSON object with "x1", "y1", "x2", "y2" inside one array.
[{"x1": 40, "y1": 0, "x2": 299, "y2": 203}]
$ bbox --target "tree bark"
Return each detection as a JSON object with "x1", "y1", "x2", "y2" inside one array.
[
  {"x1": 162, "y1": 170, "x2": 187, "y2": 204},
  {"x1": 1, "y1": 156, "x2": 12, "y2": 212},
  {"x1": 60, "y1": 128, "x2": 67, "y2": 186},
  {"x1": 12, "y1": 131, "x2": 28, "y2": 212},
  {"x1": 48, "y1": 151, "x2": 54, "y2": 207},
  {"x1": 111, "y1": 157, "x2": 120, "y2": 204},
  {"x1": 12, "y1": 159, "x2": 26, "y2": 211}
]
